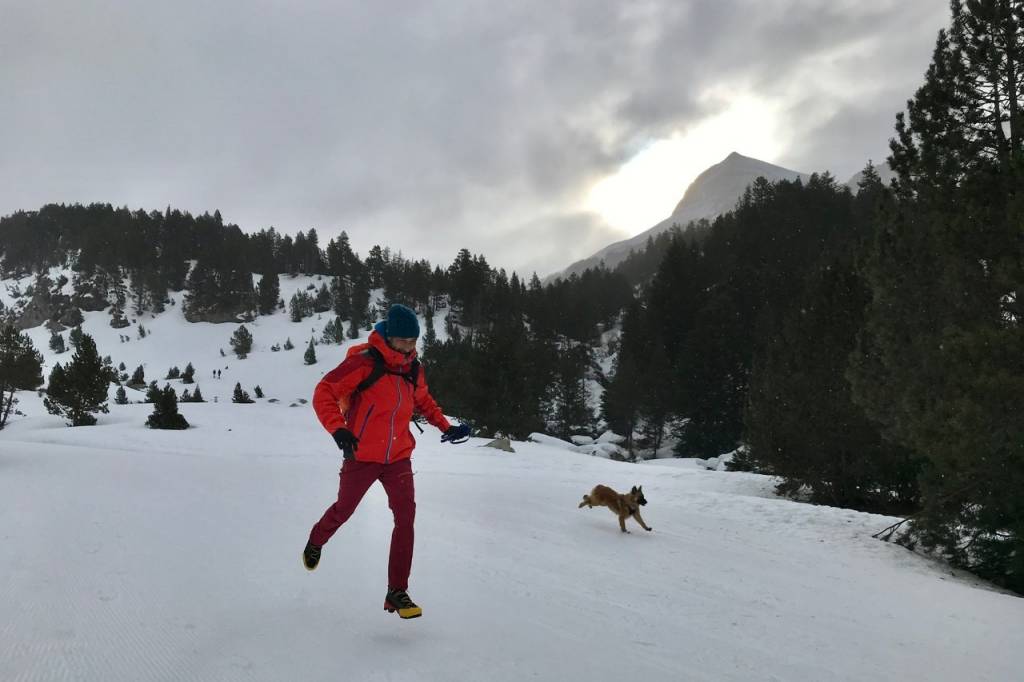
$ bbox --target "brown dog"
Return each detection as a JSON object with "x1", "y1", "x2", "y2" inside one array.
[{"x1": 578, "y1": 484, "x2": 652, "y2": 533}]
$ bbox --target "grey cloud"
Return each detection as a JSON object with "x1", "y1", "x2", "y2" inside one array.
[{"x1": 1, "y1": 1, "x2": 948, "y2": 276}]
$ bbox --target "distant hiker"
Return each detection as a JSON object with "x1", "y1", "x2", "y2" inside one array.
[{"x1": 303, "y1": 303, "x2": 471, "y2": 619}]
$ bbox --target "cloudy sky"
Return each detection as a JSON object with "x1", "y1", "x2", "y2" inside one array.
[{"x1": 1, "y1": 1, "x2": 947, "y2": 276}]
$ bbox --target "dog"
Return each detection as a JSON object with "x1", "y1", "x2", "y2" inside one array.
[{"x1": 578, "y1": 484, "x2": 652, "y2": 533}]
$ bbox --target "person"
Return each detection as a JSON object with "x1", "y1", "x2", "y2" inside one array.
[{"x1": 303, "y1": 303, "x2": 471, "y2": 619}]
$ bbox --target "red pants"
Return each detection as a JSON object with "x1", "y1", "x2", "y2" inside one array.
[{"x1": 309, "y1": 458, "x2": 416, "y2": 590}]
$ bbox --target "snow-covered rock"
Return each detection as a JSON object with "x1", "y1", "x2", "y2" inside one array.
[
  {"x1": 576, "y1": 441, "x2": 628, "y2": 460},
  {"x1": 595, "y1": 430, "x2": 626, "y2": 444},
  {"x1": 570, "y1": 435, "x2": 594, "y2": 446},
  {"x1": 527, "y1": 433, "x2": 576, "y2": 450}
]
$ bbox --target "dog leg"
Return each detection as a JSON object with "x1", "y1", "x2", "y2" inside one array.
[
  {"x1": 619, "y1": 515, "x2": 630, "y2": 533},
  {"x1": 578, "y1": 495, "x2": 591, "y2": 509},
  {"x1": 632, "y1": 511, "x2": 653, "y2": 532}
]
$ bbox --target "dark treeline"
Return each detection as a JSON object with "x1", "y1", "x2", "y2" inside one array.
[
  {"x1": 0, "y1": 203, "x2": 633, "y2": 441},
  {"x1": 605, "y1": 0, "x2": 1024, "y2": 592},
  {"x1": 605, "y1": 171, "x2": 918, "y2": 506}
]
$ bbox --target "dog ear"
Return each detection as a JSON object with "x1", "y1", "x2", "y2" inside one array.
[{"x1": 631, "y1": 486, "x2": 637, "y2": 493}]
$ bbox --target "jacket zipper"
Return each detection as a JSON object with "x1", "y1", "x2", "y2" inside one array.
[{"x1": 384, "y1": 375, "x2": 403, "y2": 463}]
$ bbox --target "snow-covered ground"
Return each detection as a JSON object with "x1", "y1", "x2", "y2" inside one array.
[
  {"x1": 2, "y1": 273, "x2": 1023, "y2": 681},
  {"x1": 2, "y1": 399, "x2": 1022, "y2": 681}
]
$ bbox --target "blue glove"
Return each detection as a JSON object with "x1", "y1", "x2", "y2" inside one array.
[{"x1": 441, "y1": 423, "x2": 471, "y2": 444}]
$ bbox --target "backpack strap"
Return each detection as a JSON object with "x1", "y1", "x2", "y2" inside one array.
[
  {"x1": 406, "y1": 359, "x2": 420, "y2": 390},
  {"x1": 353, "y1": 347, "x2": 387, "y2": 395},
  {"x1": 353, "y1": 347, "x2": 420, "y2": 395}
]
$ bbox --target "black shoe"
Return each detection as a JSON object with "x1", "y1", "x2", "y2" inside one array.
[
  {"x1": 302, "y1": 542, "x2": 321, "y2": 571},
  {"x1": 384, "y1": 587, "x2": 422, "y2": 619}
]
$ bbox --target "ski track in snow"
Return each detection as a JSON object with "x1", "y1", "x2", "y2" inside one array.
[{"x1": 2, "y1": 404, "x2": 1022, "y2": 682}]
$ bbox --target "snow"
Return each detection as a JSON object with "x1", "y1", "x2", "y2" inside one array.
[
  {"x1": 527, "y1": 432, "x2": 577, "y2": 450},
  {"x1": 2, "y1": 271, "x2": 1023, "y2": 681},
  {"x1": 3, "y1": 401, "x2": 1023, "y2": 681},
  {"x1": 596, "y1": 429, "x2": 626, "y2": 444},
  {"x1": 15, "y1": 273, "x2": 389, "y2": 407}
]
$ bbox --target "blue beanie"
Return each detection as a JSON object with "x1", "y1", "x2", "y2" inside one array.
[{"x1": 375, "y1": 304, "x2": 420, "y2": 339}]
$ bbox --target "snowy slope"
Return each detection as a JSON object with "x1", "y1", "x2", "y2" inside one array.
[
  {"x1": 2, "y1": 272, "x2": 1022, "y2": 681},
  {"x1": 552, "y1": 152, "x2": 809, "y2": 281},
  {"x1": 2, "y1": 399, "x2": 1022, "y2": 681},
  {"x1": 6, "y1": 273, "x2": 448, "y2": 408}
]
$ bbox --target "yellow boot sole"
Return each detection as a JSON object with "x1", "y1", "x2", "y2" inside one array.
[{"x1": 384, "y1": 603, "x2": 422, "y2": 619}]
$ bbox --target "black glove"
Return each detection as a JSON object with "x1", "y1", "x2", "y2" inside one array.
[
  {"x1": 332, "y1": 428, "x2": 359, "y2": 460},
  {"x1": 441, "y1": 423, "x2": 471, "y2": 444}
]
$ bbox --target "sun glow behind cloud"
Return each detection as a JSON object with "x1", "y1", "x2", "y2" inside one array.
[{"x1": 584, "y1": 95, "x2": 785, "y2": 237}]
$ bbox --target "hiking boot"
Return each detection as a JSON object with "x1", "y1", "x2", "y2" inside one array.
[
  {"x1": 384, "y1": 587, "x2": 422, "y2": 619},
  {"x1": 302, "y1": 542, "x2": 321, "y2": 571}
]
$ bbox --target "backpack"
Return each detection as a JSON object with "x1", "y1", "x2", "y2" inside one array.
[{"x1": 352, "y1": 346, "x2": 420, "y2": 396}]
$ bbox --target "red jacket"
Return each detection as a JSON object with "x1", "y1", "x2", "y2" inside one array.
[{"x1": 312, "y1": 331, "x2": 451, "y2": 463}]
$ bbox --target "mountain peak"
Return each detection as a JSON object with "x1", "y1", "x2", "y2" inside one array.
[
  {"x1": 669, "y1": 153, "x2": 806, "y2": 217},
  {"x1": 547, "y1": 153, "x2": 808, "y2": 282}
]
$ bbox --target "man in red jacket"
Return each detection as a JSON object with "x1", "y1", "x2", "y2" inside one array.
[{"x1": 303, "y1": 303, "x2": 470, "y2": 619}]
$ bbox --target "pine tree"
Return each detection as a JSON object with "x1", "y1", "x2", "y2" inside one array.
[
  {"x1": 304, "y1": 338, "x2": 317, "y2": 365},
  {"x1": 330, "y1": 276, "x2": 351, "y2": 319},
  {"x1": 65, "y1": 307, "x2": 84, "y2": 327},
  {"x1": 130, "y1": 364, "x2": 145, "y2": 387},
  {"x1": 349, "y1": 272, "x2": 371, "y2": 335},
  {"x1": 44, "y1": 333, "x2": 111, "y2": 426},
  {"x1": 422, "y1": 306, "x2": 438, "y2": 352},
  {"x1": 146, "y1": 384, "x2": 189, "y2": 429},
  {"x1": 232, "y1": 382, "x2": 253, "y2": 404},
  {"x1": 321, "y1": 316, "x2": 345, "y2": 344},
  {"x1": 181, "y1": 362, "x2": 195, "y2": 384},
  {"x1": 109, "y1": 274, "x2": 130, "y2": 328},
  {"x1": 254, "y1": 385, "x2": 264, "y2": 399},
  {"x1": 283, "y1": 337, "x2": 294, "y2": 350},
  {"x1": 289, "y1": 292, "x2": 313, "y2": 322},
  {"x1": 746, "y1": 263, "x2": 919, "y2": 511},
  {"x1": 549, "y1": 344, "x2": 592, "y2": 440},
  {"x1": 179, "y1": 388, "x2": 191, "y2": 403},
  {"x1": 230, "y1": 324, "x2": 253, "y2": 359},
  {"x1": 313, "y1": 283, "x2": 332, "y2": 313},
  {"x1": 257, "y1": 271, "x2": 280, "y2": 316},
  {"x1": 0, "y1": 323, "x2": 44, "y2": 429},
  {"x1": 166, "y1": 366, "x2": 180, "y2": 379},
  {"x1": 114, "y1": 385, "x2": 129, "y2": 405},
  {"x1": 848, "y1": 3, "x2": 1024, "y2": 591},
  {"x1": 49, "y1": 330, "x2": 66, "y2": 354},
  {"x1": 191, "y1": 385, "x2": 205, "y2": 403}
]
